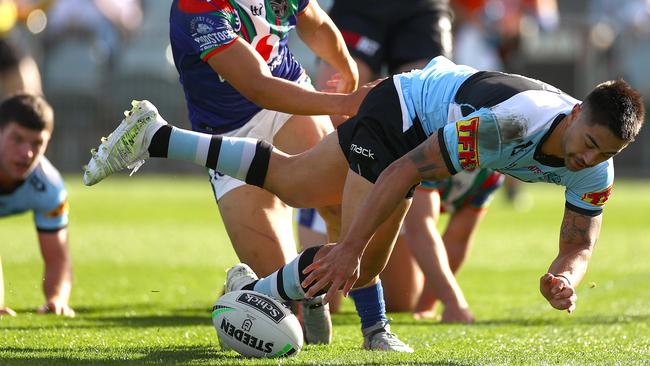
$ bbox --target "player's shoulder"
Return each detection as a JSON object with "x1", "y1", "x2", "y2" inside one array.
[
  {"x1": 567, "y1": 158, "x2": 614, "y2": 193},
  {"x1": 29, "y1": 157, "x2": 66, "y2": 196},
  {"x1": 171, "y1": 0, "x2": 237, "y2": 38},
  {"x1": 457, "y1": 70, "x2": 579, "y2": 118},
  {"x1": 564, "y1": 159, "x2": 614, "y2": 212}
]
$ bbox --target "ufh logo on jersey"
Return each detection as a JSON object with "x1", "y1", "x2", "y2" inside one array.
[{"x1": 456, "y1": 116, "x2": 480, "y2": 170}]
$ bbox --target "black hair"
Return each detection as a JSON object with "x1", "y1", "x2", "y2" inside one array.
[
  {"x1": 582, "y1": 80, "x2": 645, "y2": 142},
  {"x1": 0, "y1": 93, "x2": 54, "y2": 132}
]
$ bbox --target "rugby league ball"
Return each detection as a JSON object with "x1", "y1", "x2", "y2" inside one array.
[{"x1": 212, "y1": 290, "x2": 303, "y2": 358}]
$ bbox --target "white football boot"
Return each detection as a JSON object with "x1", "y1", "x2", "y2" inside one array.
[
  {"x1": 224, "y1": 263, "x2": 258, "y2": 293},
  {"x1": 218, "y1": 263, "x2": 258, "y2": 352},
  {"x1": 82, "y1": 100, "x2": 168, "y2": 186},
  {"x1": 300, "y1": 295, "x2": 332, "y2": 344},
  {"x1": 362, "y1": 319, "x2": 414, "y2": 353}
]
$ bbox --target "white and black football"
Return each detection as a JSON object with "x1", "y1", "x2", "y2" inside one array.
[{"x1": 212, "y1": 290, "x2": 303, "y2": 358}]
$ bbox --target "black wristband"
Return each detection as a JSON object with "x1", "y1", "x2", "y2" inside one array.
[{"x1": 553, "y1": 274, "x2": 572, "y2": 287}]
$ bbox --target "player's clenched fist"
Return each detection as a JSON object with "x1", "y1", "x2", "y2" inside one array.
[{"x1": 540, "y1": 273, "x2": 577, "y2": 313}]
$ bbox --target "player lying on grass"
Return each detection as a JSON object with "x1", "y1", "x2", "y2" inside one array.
[
  {"x1": 0, "y1": 93, "x2": 74, "y2": 317},
  {"x1": 296, "y1": 169, "x2": 504, "y2": 323},
  {"x1": 83, "y1": 56, "x2": 644, "y2": 318}
]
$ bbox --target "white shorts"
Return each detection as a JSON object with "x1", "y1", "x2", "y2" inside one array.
[{"x1": 208, "y1": 73, "x2": 314, "y2": 200}]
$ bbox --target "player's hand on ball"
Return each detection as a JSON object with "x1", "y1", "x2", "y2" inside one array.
[
  {"x1": 0, "y1": 307, "x2": 17, "y2": 316},
  {"x1": 540, "y1": 273, "x2": 576, "y2": 313},
  {"x1": 38, "y1": 301, "x2": 75, "y2": 317},
  {"x1": 302, "y1": 243, "x2": 361, "y2": 304}
]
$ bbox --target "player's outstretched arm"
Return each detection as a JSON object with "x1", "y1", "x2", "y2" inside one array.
[
  {"x1": 206, "y1": 39, "x2": 362, "y2": 117},
  {"x1": 303, "y1": 134, "x2": 452, "y2": 302},
  {"x1": 540, "y1": 208, "x2": 601, "y2": 313},
  {"x1": 37, "y1": 229, "x2": 75, "y2": 317}
]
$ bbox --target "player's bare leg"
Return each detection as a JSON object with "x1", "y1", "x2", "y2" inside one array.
[
  {"x1": 409, "y1": 204, "x2": 481, "y2": 323},
  {"x1": 277, "y1": 113, "x2": 337, "y2": 345},
  {"x1": 219, "y1": 187, "x2": 297, "y2": 277},
  {"x1": 221, "y1": 113, "x2": 333, "y2": 277},
  {"x1": 263, "y1": 133, "x2": 348, "y2": 208},
  {"x1": 380, "y1": 237, "x2": 426, "y2": 312},
  {"x1": 335, "y1": 170, "x2": 414, "y2": 352},
  {"x1": 297, "y1": 205, "x2": 344, "y2": 314}
]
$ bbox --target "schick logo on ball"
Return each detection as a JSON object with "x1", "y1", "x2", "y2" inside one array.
[{"x1": 237, "y1": 293, "x2": 286, "y2": 323}]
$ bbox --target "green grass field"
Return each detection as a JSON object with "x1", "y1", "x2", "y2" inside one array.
[{"x1": 1, "y1": 175, "x2": 649, "y2": 365}]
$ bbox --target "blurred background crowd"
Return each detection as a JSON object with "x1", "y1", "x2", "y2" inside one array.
[{"x1": 1, "y1": 0, "x2": 649, "y2": 175}]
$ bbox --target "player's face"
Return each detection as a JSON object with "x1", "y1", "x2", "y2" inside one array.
[
  {"x1": 562, "y1": 110, "x2": 628, "y2": 172},
  {"x1": 0, "y1": 122, "x2": 50, "y2": 182}
]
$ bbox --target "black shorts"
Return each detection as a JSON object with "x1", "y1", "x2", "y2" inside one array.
[
  {"x1": 329, "y1": 0, "x2": 452, "y2": 74},
  {"x1": 337, "y1": 78, "x2": 427, "y2": 197}
]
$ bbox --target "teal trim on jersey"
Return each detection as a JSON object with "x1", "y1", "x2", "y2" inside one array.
[
  {"x1": 265, "y1": 0, "x2": 281, "y2": 37},
  {"x1": 231, "y1": 2, "x2": 257, "y2": 42},
  {"x1": 395, "y1": 56, "x2": 477, "y2": 134},
  {"x1": 264, "y1": 0, "x2": 298, "y2": 39},
  {"x1": 265, "y1": 0, "x2": 298, "y2": 38}
]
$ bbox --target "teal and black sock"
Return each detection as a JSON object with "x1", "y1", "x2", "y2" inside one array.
[
  {"x1": 148, "y1": 125, "x2": 172, "y2": 158},
  {"x1": 147, "y1": 125, "x2": 272, "y2": 187},
  {"x1": 243, "y1": 246, "x2": 323, "y2": 302}
]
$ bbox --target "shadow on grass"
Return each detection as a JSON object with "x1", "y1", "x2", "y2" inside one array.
[
  {"x1": 0, "y1": 346, "x2": 241, "y2": 366},
  {"x1": 0, "y1": 304, "x2": 214, "y2": 330},
  {"x1": 0, "y1": 315, "x2": 212, "y2": 331},
  {"x1": 388, "y1": 313, "x2": 650, "y2": 327},
  {"x1": 0, "y1": 345, "x2": 471, "y2": 366}
]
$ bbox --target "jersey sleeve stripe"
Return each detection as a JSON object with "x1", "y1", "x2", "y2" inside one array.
[
  {"x1": 565, "y1": 201, "x2": 602, "y2": 217},
  {"x1": 36, "y1": 225, "x2": 67, "y2": 233},
  {"x1": 438, "y1": 128, "x2": 458, "y2": 175},
  {"x1": 200, "y1": 38, "x2": 238, "y2": 61}
]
